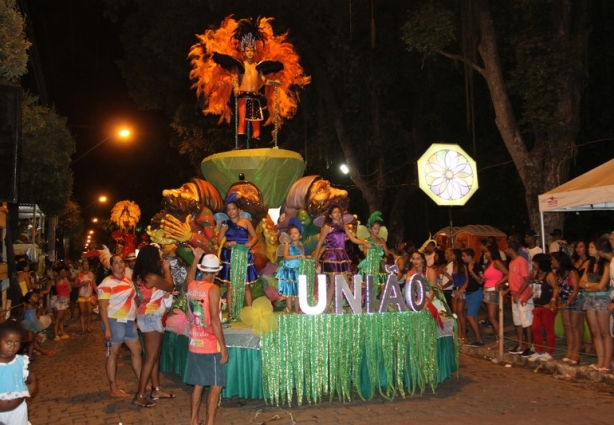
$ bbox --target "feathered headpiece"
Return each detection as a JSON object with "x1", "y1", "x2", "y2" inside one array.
[
  {"x1": 225, "y1": 192, "x2": 239, "y2": 205},
  {"x1": 110, "y1": 200, "x2": 141, "y2": 232},
  {"x1": 287, "y1": 217, "x2": 303, "y2": 235},
  {"x1": 233, "y1": 17, "x2": 266, "y2": 51},
  {"x1": 189, "y1": 16, "x2": 311, "y2": 130},
  {"x1": 367, "y1": 211, "x2": 384, "y2": 228},
  {"x1": 418, "y1": 234, "x2": 437, "y2": 253}
]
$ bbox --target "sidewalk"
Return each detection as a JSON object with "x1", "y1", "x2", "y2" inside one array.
[
  {"x1": 24, "y1": 309, "x2": 614, "y2": 425},
  {"x1": 27, "y1": 316, "x2": 197, "y2": 425},
  {"x1": 459, "y1": 306, "x2": 614, "y2": 385}
]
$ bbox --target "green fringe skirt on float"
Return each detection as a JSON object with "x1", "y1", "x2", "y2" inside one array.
[{"x1": 261, "y1": 311, "x2": 455, "y2": 406}]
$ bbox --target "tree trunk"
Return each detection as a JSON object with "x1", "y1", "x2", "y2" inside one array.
[
  {"x1": 473, "y1": 0, "x2": 589, "y2": 238},
  {"x1": 307, "y1": 50, "x2": 380, "y2": 212}
]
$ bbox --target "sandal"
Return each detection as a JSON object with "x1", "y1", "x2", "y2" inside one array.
[
  {"x1": 588, "y1": 364, "x2": 599, "y2": 371},
  {"x1": 150, "y1": 387, "x2": 176, "y2": 400},
  {"x1": 598, "y1": 368, "x2": 612, "y2": 374},
  {"x1": 132, "y1": 394, "x2": 156, "y2": 408},
  {"x1": 109, "y1": 389, "x2": 131, "y2": 398},
  {"x1": 43, "y1": 350, "x2": 56, "y2": 357}
]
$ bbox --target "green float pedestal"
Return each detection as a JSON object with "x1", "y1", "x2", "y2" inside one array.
[
  {"x1": 201, "y1": 148, "x2": 305, "y2": 208},
  {"x1": 160, "y1": 312, "x2": 457, "y2": 404}
]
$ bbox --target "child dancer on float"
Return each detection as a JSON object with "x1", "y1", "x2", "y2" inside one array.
[
  {"x1": 313, "y1": 203, "x2": 370, "y2": 309},
  {"x1": 0, "y1": 320, "x2": 38, "y2": 425},
  {"x1": 276, "y1": 218, "x2": 305, "y2": 313},
  {"x1": 357, "y1": 211, "x2": 390, "y2": 297},
  {"x1": 217, "y1": 193, "x2": 259, "y2": 320}
]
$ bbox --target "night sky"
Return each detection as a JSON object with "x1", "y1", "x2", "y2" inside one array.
[
  {"x1": 22, "y1": 0, "x2": 190, "y2": 224},
  {"x1": 17, "y1": 1, "x2": 614, "y2": 245}
]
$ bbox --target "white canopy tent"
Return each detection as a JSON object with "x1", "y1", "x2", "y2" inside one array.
[{"x1": 538, "y1": 157, "x2": 614, "y2": 248}]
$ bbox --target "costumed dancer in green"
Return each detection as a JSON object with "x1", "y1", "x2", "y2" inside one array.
[{"x1": 357, "y1": 211, "x2": 390, "y2": 298}]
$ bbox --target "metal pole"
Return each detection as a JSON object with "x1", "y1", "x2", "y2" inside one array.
[
  {"x1": 234, "y1": 95, "x2": 238, "y2": 149},
  {"x1": 498, "y1": 291, "x2": 504, "y2": 360},
  {"x1": 449, "y1": 207, "x2": 454, "y2": 248},
  {"x1": 70, "y1": 135, "x2": 111, "y2": 165},
  {"x1": 274, "y1": 85, "x2": 279, "y2": 148}
]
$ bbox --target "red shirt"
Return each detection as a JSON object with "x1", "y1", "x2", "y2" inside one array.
[
  {"x1": 56, "y1": 278, "x2": 71, "y2": 297},
  {"x1": 186, "y1": 280, "x2": 221, "y2": 354},
  {"x1": 508, "y1": 256, "x2": 530, "y2": 298}
]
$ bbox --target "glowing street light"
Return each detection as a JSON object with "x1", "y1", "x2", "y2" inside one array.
[
  {"x1": 83, "y1": 194, "x2": 109, "y2": 212},
  {"x1": 71, "y1": 128, "x2": 132, "y2": 165},
  {"x1": 339, "y1": 164, "x2": 350, "y2": 175},
  {"x1": 92, "y1": 218, "x2": 98, "y2": 223}
]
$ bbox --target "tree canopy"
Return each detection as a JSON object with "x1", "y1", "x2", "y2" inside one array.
[
  {"x1": 20, "y1": 93, "x2": 75, "y2": 216},
  {"x1": 106, "y1": 0, "x2": 614, "y2": 241},
  {"x1": 0, "y1": 0, "x2": 30, "y2": 83}
]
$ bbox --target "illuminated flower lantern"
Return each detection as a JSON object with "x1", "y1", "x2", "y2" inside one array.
[{"x1": 417, "y1": 143, "x2": 478, "y2": 206}]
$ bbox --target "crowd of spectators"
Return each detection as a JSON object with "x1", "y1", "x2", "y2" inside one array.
[{"x1": 429, "y1": 229, "x2": 614, "y2": 372}]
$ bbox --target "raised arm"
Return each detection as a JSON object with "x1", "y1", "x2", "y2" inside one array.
[
  {"x1": 344, "y1": 226, "x2": 370, "y2": 248},
  {"x1": 208, "y1": 285, "x2": 228, "y2": 364},
  {"x1": 186, "y1": 247, "x2": 205, "y2": 285}
]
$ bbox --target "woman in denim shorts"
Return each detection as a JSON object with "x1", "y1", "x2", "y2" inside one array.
[
  {"x1": 552, "y1": 251, "x2": 584, "y2": 367},
  {"x1": 132, "y1": 245, "x2": 176, "y2": 407},
  {"x1": 581, "y1": 240, "x2": 612, "y2": 372},
  {"x1": 482, "y1": 245, "x2": 508, "y2": 342}
]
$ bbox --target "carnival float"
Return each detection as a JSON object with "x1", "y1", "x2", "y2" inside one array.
[{"x1": 135, "y1": 16, "x2": 456, "y2": 405}]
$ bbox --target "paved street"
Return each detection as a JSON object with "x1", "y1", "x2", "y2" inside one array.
[{"x1": 27, "y1": 316, "x2": 614, "y2": 425}]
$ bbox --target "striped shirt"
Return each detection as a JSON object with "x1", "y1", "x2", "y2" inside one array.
[{"x1": 97, "y1": 275, "x2": 137, "y2": 320}]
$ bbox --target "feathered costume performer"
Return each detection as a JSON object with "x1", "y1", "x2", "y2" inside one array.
[
  {"x1": 110, "y1": 200, "x2": 141, "y2": 259},
  {"x1": 189, "y1": 16, "x2": 310, "y2": 143}
]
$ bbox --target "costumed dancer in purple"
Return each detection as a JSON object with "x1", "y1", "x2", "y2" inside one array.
[
  {"x1": 216, "y1": 194, "x2": 259, "y2": 320},
  {"x1": 313, "y1": 203, "x2": 370, "y2": 309}
]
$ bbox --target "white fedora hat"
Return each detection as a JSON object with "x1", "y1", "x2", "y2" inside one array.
[{"x1": 197, "y1": 254, "x2": 222, "y2": 273}]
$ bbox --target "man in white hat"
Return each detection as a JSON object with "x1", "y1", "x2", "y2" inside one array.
[
  {"x1": 185, "y1": 247, "x2": 228, "y2": 425},
  {"x1": 124, "y1": 252, "x2": 137, "y2": 279}
]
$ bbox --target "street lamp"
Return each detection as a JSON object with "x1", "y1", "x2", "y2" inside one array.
[
  {"x1": 83, "y1": 195, "x2": 108, "y2": 212},
  {"x1": 71, "y1": 128, "x2": 131, "y2": 165}
]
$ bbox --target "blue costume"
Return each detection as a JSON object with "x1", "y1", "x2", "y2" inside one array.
[
  {"x1": 21, "y1": 308, "x2": 44, "y2": 333},
  {"x1": 217, "y1": 220, "x2": 259, "y2": 285},
  {"x1": 276, "y1": 243, "x2": 302, "y2": 297}
]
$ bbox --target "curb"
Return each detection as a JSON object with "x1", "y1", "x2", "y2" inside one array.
[{"x1": 461, "y1": 344, "x2": 614, "y2": 385}]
